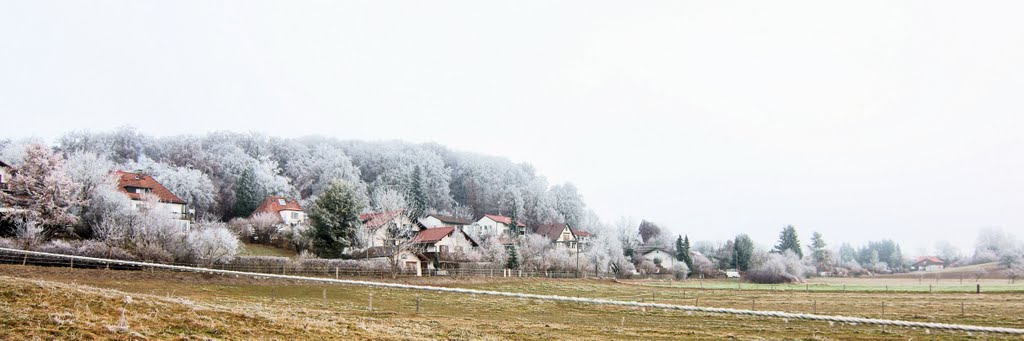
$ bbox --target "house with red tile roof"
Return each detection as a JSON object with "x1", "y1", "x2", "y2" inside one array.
[
  {"x1": 911, "y1": 256, "x2": 946, "y2": 272},
  {"x1": 115, "y1": 171, "x2": 191, "y2": 231},
  {"x1": 251, "y1": 195, "x2": 306, "y2": 226},
  {"x1": 411, "y1": 226, "x2": 480, "y2": 271}
]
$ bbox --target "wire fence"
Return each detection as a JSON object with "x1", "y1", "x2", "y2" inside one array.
[{"x1": 2, "y1": 247, "x2": 1023, "y2": 336}]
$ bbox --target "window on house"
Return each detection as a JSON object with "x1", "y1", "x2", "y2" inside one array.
[
  {"x1": 439, "y1": 245, "x2": 449, "y2": 254},
  {"x1": 278, "y1": 198, "x2": 286, "y2": 206},
  {"x1": 292, "y1": 212, "x2": 298, "y2": 219}
]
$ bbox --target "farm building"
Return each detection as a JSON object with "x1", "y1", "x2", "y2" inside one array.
[{"x1": 911, "y1": 256, "x2": 946, "y2": 272}]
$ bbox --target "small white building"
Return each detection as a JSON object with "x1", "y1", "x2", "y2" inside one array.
[
  {"x1": 470, "y1": 214, "x2": 526, "y2": 238},
  {"x1": 419, "y1": 214, "x2": 473, "y2": 229},
  {"x1": 116, "y1": 171, "x2": 191, "y2": 231},
  {"x1": 0, "y1": 160, "x2": 11, "y2": 192},
  {"x1": 638, "y1": 246, "x2": 676, "y2": 270},
  {"x1": 359, "y1": 210, "x2": 426, "y2": 247},
  {"x1": 912, "y1": 256, "x2": 946, "y2": 272},
  {"x1": 251, "y1": 195, "x2": 307, "y2": 226}
]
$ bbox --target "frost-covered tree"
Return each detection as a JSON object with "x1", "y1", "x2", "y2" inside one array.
[
  {"x1": 934, "y1": 241, "x2": 962, "y2": 265},
  {"x1": 517, "y1": 234, "x2": 551, "y2": 271},
  {"x1": 586, "y1": 231, "x2": 635, "y2": 276},
  {"x1": 14, "y1": 219, "x2": 44, "y2": 250},
  {"x1": 64, "y1": 151, "x2": 119, "y2": 237},
  {"x1": 477, "y1": 235, "x2": 508, "y2": 266},
  {"x1": 187, "y1": 221, "x2": 240, "y2": 265},
  {"x1": 1, "y1": 144, "x2": 81, "y2": 236},
  {"x1": 809, "y1": 231, "x2": 832, "y2": 272},
  {"x1": 249, "y1": 212, "x2": 280, "y2": 244},
  {"x1": 307, "y1": 180, "x2": 364, "y2": 258},
  {"x1": 638, "y1": 220, "x2": 662, "y2": 245},
  {"x1": 615, "y1": 216, "x2": 641, "y2": 257},
  {"x1": 548, "y1": 183, "x2": 586, "y2": 228},
  {"x1": 772, "y1": 225, "x2": 803, "y2": 259},
  {"x1": 746, "y1": 250, "x2": 807, "y2": 284}
]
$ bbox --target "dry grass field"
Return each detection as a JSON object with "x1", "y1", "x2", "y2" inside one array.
[{"x1": 1, "y1": 264, "x2": 1022, "y2": 340}]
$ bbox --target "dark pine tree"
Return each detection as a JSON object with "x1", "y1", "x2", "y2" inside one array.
[
  {"x1": 506, "y1": 245, "x2": 519, "y2": 269},
  {"x1": 233, "y1": 167, "x2": 264, "y2": 218},
  {"x1": 772, "y1": 225, "x2": 803, "y2": 258},
  {"x1": 681, "y1": 235, "x2": 693, "y2": 270},
  {"x1": 407, "y1": 166, "x2": 427, "y2": 219}
]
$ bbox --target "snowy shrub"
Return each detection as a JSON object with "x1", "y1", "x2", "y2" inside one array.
[
  {"x1": 227, "y1": 218, "x2": 252, "y2": 242},
  {"x1": 76, "y1": 240, "x2": 136, "y2": 261},
  {"x1": 37, "y1": 240, "x2": 76, "y2": 255},
  {"x1": 249, "y1": 212, "x2": 280, "y2": 244},
  {"x1": 186, "y1": 223, "x2": 239, "y2": 265},
  {"x1": 133, "y1": 242, "x2": 175, "y2": 263},
  {"x1": 229, "y1": 256, "x2": 289, "y2": 271},
  {"x1": 868, "y1": 261, "x2": 890, "y2": 274},
  {"x1": 691, "y1": 252, "x2": 717, "y2": 278},
  {"x1": 672, "y1": 262, "x2": 690, "y2": 280},
  {"x1": 542, "y1": 244, "x2": 574, "y2": 272},
  {"x1": 517, "y1": 234, "x2": 551, "y2": 271},
  {"x1": 280, "y1": 223, "x2": 313, "y2": 252},
  {"x1": 636, "y1": 260, "x2": 657, "y2": 275},
  {"x1": 746, "y1": 251, "x2": 804, "y2": 284},
  {"x1": 0, "y1": 238, "x2": 16, "y2": 250},
  {"x1": 14, "y1": 220, "x2": 44, "y2": 250}
]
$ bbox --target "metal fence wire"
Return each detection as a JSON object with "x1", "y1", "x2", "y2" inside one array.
[{"x1": 1, "y1": 247, "x2": 1022, "y2": 335}]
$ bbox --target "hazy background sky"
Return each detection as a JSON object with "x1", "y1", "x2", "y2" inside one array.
[{"x1": 2, "y1": 1, "x2": 1023, "y2": 254}]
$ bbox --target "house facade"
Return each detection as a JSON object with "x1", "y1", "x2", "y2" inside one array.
[
  {"x1": 251, "y1": 195, "x2": 306, "y2": 226},
  {"x1": 470, "y1": 214, "x2": 526, "y2": 238},
  {"x1": 358, "y1": 210, "x2": 426, "y2": 247},
  {"x1": 412, "y1": 226, "x2": 480, "y2": 270},
  {"x1": 911, "y1": 256, "x2": 946, "y2": 272},
  {"x1": 116, "y1": 171, "x2": 191, "y2": 231},
  {"x1": 638, "y1": 246, "x2": 676, "y2": 270},
  {"x1": 533, "y1": 223, "x2": 580, "y2": 251},
  {"x1": 0, "y1": 160, "x2": 11, "y2": 192}
]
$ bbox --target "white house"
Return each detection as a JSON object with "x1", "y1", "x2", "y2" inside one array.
[
  {"x1": 533, "y1": 223, "x2": 580, "y2": 251},
  {"x1": 911, "y1": 256, "x2": 946, "y2": 272},
  {"x1": 637, "y1": 246, "x2": 676, "y2": 270},
  {"x1": 470, "y1": 214, "x2": 526, "y2": 238},
  {"x1": 358, "y1": 210, "x2": 426, "y2": 247},
  {"x1": 116, "y1": 171, "x2": 191, "y2": 231},
  {"x1": 251, "y1": 195, "x2": 307, "y2": 226},
  {"x1": 419, "y1": 214, "x2": 473, "y2": 229},
  {"x1": 411, "y1": 226, "x2": 480, "y2": 270},
  {"x1": 0, "y1": 160, "x2": 11, "y2": 192}
]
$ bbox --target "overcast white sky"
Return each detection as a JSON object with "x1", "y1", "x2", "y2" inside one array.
[{"x1": 2, "y1": 1, "x2": 1023, "y2": 254}]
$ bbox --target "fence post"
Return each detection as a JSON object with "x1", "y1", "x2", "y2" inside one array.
[
  {"x1": 322, "y1": 288, "x2": 326, "y2": 308},
  {"x1": 416, "y1": 294, "x2": 420, "y2": 314},
  {"x1": 751, "y1": 298, "x2": 755, "y2": 310},
  {"x1": 929, "y1": 284, "x2": 932, "y2": 293},
  {"x1": 369, "y1": 292, "x2": 374, "y2": 311},
  {"x1": 881, "y1": 301, "x2": 885, "y2": 316},
  {"x1": 813, "y1": 300, "x2": 816, "y2": 314},
  {"x1": 961, "y1": 301, "x2": 965, "y2": 317},
  {"x1": 335, "y1": 267, "x2": 339, "y2": 279},
  {"x1": 976, "y1": 284, "x2": 980, "y2": 293},
  {"x1": 22, "y1": 254, "x2": 27, "y2": 266},
  {"x1": 70, "y1": 258, "x2": 74, "y2": 269},
  {"x1": 271, "y1": 287, "x2": 276, "y2": 302}
]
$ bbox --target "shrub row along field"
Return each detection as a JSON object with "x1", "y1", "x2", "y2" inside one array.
[{"x1": 1, "y1": 264, "x2": 1022, "y2": 340}]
